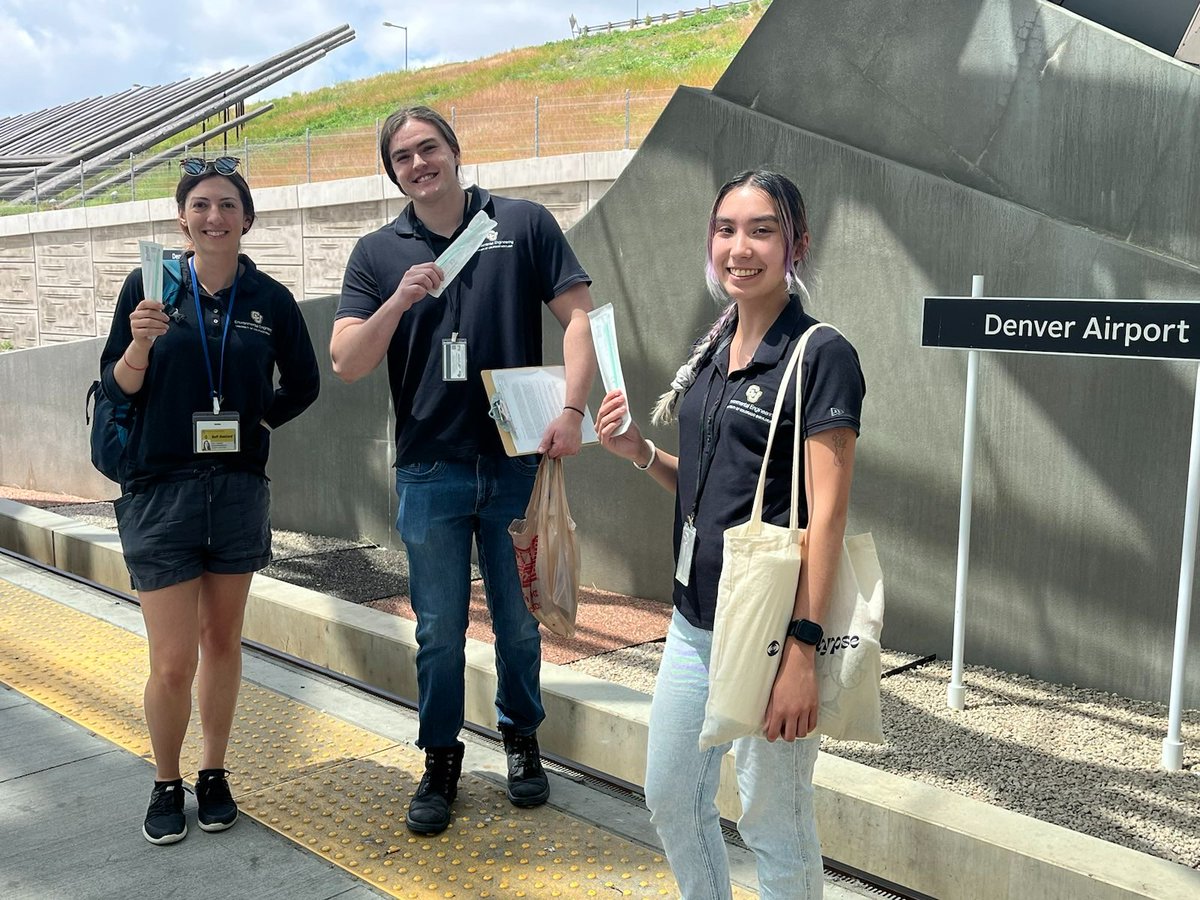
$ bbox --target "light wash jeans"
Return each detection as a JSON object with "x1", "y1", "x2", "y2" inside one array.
[
  {"x1": 395, "y1": 455, "x2": 544, "y2": 749},
  {"x1": 646, "y1": 610, "x2": 823, "y2": 900}
]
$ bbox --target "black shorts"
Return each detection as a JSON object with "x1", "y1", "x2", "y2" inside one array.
[{"x1": 114, "y1": 469, "x2": 272, "y2": 592}]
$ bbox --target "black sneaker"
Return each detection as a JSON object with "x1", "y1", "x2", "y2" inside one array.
[
  {"x1": 142, "y1": 779, "x2": 187, "y2": 845},
  {"x1": 405, "y1": 742, "x2": 464, "y2": 835},
  {"x1": 501, "y1": 727, "x2": 550, "y2": 808},
  {"x1": 196, "y1": 768, "x2": 238, "y2": 832}
]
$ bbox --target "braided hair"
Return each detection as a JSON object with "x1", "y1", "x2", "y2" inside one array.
[{"x1": 651, "y1": 169, "x2": 811, "y2": 425}]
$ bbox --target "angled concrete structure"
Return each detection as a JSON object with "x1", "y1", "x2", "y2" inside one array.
[{"x1": 564, "y1": 0, "x2": 1200, "y2": 704}]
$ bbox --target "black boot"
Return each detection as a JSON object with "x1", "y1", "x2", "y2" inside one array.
[
  {"x1": 405, "y1": 742, "x2": 464, "y2": 834},
  {"x1": 501, "y1": 727, "x2": 549, "y2": 808}
]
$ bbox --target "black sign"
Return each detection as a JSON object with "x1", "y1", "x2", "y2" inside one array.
[{"x1": 922, "y1": 297, "x2": 1200, "y2": 361}]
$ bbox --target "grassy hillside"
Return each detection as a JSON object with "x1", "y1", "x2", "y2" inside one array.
[
  {"x1": 1, "y1": 2, "x2": 767, "y2": 212},
  {"x1": 214, "y1": 1, "x2": 767, "y2": 141}
]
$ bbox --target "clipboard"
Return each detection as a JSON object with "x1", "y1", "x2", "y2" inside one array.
[{"x1": 482, "y1": 365, "x2": 599, "y2": 456}]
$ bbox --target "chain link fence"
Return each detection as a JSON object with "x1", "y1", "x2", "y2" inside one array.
[{"x1": 0, "y1": 89, "x2": 676, "y2": 214}]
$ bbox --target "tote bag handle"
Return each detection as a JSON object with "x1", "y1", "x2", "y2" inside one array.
[{"x1": 747, "y1": 323, "x2": 844, "y2": 534}]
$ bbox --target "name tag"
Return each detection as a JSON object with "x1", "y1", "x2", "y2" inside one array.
[
  {"x1": 675, "y1": 517, "x2": 697, "y2": 587},
  {"x1": 193, "y1": 412, "x2": 241, "y2": 453},
  {"x1": 442, "y1": 337, "x2": 468, "y2": 381}
]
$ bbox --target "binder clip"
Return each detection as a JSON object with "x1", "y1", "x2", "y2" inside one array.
[{"x1": 488, "y1": 396, "x2": 514, "y2": 433}]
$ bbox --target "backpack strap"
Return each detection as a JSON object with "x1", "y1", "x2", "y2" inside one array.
[{"x1": 162, "y1": 257, "x2": 183, "y2": 305}]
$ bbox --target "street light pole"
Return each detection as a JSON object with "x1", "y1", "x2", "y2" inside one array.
[{"x1": 382, "y1": 21, "x2": 408, "y2": 72}]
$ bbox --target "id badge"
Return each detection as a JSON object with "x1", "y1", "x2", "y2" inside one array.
[
  {"x1": 193, "y1": 412, "x2": 241, "y2": 453},
  {"x1": 442, "y1": 336, "x2": 468, "y2": 381},
  {"x1": 675, "y1": 517, "x2": 697, "y2": 586}
]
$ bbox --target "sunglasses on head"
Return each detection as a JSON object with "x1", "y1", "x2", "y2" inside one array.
[{"x1": 180, "y1": 156, "x2": 241, "y2": 176}]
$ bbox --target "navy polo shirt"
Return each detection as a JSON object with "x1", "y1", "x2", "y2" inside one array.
[
  {"x1": 336, "y1": 187, "x2": 590, "y2": 465},
  {"x1": 100, "y1": 253, "x2": 320, "y2": 488},
  {"x1": 672, "y1": 298, "x2": 866, "y2": 629}
]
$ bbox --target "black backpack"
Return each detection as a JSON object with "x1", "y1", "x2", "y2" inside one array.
[{"x1": 86, "y1": 258, "x2": 183, "y2": 486}]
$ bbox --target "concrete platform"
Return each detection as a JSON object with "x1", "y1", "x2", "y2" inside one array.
[
  {"x1": 0, "y1": 554, "x2": 880, "y2": 900},
  {"x1": 0, "y1": 687, "x2": 383, "y2": 900},
  {"x1": 2, "y1": 498, "x2": 1199, "y2": 899}
]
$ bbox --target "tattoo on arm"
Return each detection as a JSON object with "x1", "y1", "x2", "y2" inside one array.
[{"x1": 832, "y1": 432, "x2": 848, "y2": 467}]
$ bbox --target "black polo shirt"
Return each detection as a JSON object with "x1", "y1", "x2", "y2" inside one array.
[
  {"x1": 99, "y1": 253, "x2": 320, "y2": 488},
  {"x1": 672, "y1": 298, "x2": 866, "y2": 629},
  {"x1": 336, "y1": 187, "x2": 590, "y2": 465}
]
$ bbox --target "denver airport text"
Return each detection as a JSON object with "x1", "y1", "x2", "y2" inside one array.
[{"x1": 921, "y1": 297, "x2": 1200, "y2": 360}]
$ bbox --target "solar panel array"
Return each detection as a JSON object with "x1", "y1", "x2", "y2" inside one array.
[{"x1": 0, "y1": 24, "x2": 355, "y2": 205}]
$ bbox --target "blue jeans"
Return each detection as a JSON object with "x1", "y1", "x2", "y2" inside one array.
[
  {"x1": 395, "y1": 455, "x2": 544, "y2": 749},
  {"x1": 645, "y1": 610, "x2": 823, "y2": 900}
]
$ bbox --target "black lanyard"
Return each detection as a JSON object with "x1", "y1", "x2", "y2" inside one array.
[
  {"x1": 415, "y1": 191, "x2": 471, "y2": 334},
  {"x1": 690, "y1": 350, "x2": 736, "y2": 520},
  {"x1": 188, "y1": 258, "x2": 240, "y2": 415}
]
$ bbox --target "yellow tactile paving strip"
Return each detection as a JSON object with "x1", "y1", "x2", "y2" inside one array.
[{"x1": 0, "y1": 577, "x2": 756, "y2": 898}]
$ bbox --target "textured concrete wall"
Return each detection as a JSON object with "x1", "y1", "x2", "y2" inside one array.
[
  {"x1": 713, "y1": 0, "x2": 1200, "y2": 269},
  {"x1": 0, "y1": 152, "x2": 631, "y2": 545},
  {"x1": 0, "y1": 296, "x2": 397, "y2": 548},
  {"x1": 0, "y1": 151, "x2": 632, "y2": 350},
  {"x1": 557, "y1": 0, "x2": 1200, "y2": 703}
]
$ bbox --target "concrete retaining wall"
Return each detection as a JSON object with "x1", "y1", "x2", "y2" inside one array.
[{"x1": 0, "y1": 151, "x2": 632, "y2": 349}]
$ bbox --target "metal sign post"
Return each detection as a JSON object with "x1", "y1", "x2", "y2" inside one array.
[
  {"x1": 1164, "y1": 363, "x2": 1200, "y2": 770},
  {"x1": 947, "y1": 275, "x2": 983, "y2": 711},
  {"x1": 923, "y1": 289, "x2": 1200, "y2": 770}
]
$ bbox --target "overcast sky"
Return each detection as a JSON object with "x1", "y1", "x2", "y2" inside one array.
[{"x1": 0, "y1": 1, "x2": 669, "y2": 117}]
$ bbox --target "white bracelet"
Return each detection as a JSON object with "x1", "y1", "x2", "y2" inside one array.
[{"x1": 632, "y1": 439, "x2": 656, "y2": 471}]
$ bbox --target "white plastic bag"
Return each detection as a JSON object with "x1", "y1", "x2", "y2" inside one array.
[{"x1": 508, "y1": 456, "x2": 580, "y2": 638}]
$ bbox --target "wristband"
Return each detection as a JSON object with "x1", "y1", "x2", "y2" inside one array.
[
  {"x1": 633, "y1": 439, "x2": 657, "y2": 471},
  {"x1": 563, "y1": 405, "x2": 585, "y2": 418},
  {"x1": 122, "y1": 351, "x2": 148, "y2": 372}
]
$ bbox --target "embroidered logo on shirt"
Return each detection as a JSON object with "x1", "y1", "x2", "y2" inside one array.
[
  {"x1": 729, "y1": 383, "x2": 771, "y2": 425},
  {"x1": 478, "y1": 228, "x2": 513, "y2": 253},
  {"x1": 830, "y1": 406, "x2": 845, "y2": 416},
  {"x1": 236, "y1": 310, "x2": 272, "y2": 337}
]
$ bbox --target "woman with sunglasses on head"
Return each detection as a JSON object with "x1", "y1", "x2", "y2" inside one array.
[
  {"x1": 596, "y1": 170, "x2": 865, "y2": 898},
  {"x1": 98, "y1": 156, "x2": 320, "y2": 845}
]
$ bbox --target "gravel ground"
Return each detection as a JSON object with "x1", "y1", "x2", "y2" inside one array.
[
  {"x1": 571, "y1": 640, "x2": 1200, "y2": 869},
  {"x1": 5, "y1": 488, "x2": 1199, "y2": 869}
]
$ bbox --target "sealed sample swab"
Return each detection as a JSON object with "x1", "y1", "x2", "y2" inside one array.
[
  {"x1": 139, "y1": 240, "x2": 163, "y2": 301},
  {"x1": 430, "y1": 209, "x2": 498, "y2": 297},
  {"x1": 587, "y1": 303, "x2": 631, "y2": 435}
]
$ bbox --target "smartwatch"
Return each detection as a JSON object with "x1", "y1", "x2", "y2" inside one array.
[{"x1": 786, "y1": 618, "x2": 823, "y2": 646}]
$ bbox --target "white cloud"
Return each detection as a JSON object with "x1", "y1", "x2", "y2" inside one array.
[{"x1": 0, "y1": 0, "x2": 667, "y2": 117}]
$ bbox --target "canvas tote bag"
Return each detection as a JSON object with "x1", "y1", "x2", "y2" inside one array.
[
  {"x1": 698, "y1": 324, "x2": 885, "y2": 750},
  {"x1": 509, "y1": 456, "x2": 581, "y2": 638}
]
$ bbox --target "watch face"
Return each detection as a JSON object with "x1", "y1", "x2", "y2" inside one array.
[{"x1": 790, "y1": 619, "x2": 823, "y2": 645}]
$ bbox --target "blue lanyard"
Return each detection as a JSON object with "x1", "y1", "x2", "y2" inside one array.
[{"x1": 189, "y1": 257, "x2": 240, "y2": 415}]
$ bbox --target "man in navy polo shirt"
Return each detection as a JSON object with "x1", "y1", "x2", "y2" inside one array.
[{"x1": 331, "y1": 106, "x2": 594, "y2": 836}]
